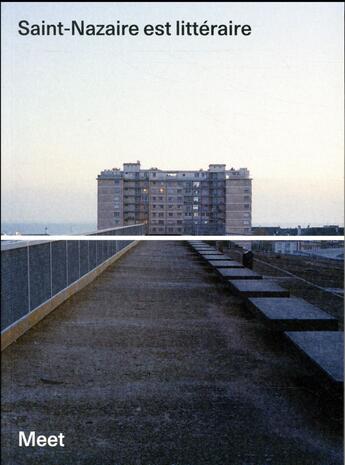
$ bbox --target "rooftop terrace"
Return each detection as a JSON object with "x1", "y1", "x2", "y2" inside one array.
[{"x1": 1, "y1": 240, "x2": 343, "y2": 464}]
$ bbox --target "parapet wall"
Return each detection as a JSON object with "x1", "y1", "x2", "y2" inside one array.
[{"x1": 1, "y1": 224, "x2": 145, "y2": 350}]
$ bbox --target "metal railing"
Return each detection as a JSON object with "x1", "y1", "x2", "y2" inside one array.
[{"x1": 1, "y1": 224, "x2": 145, "y2": 332}]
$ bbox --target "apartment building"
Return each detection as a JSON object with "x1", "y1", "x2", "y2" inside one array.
[{"x1": 97, "y1": 161, "x2": 252, "y2": 235}]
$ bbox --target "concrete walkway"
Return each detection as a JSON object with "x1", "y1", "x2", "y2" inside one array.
[{"x1": 1, "y1": 241, "x2": 343, "y2": 465}]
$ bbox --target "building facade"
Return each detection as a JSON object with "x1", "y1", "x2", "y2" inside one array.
[{"x1": 97, "y1": 161, "x2": 252, "y2": 235}]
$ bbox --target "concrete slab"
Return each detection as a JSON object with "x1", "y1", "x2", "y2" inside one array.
[
  {"x1": 208, "y1": 260, "x2": 244, "y2": 268},
  {"x1": 194, "y1": 247, "x2": 216, "y2": 251},
  {"x1": 247, "y1": 297, "x2": 338, "y2": 331},
  {"x1": 193, "y1": 245, "x2": 217, "y2": 251},
  {"x1": 218, "y1": 268, "x2": 263, "y2": 280},
  {"x1": 200, "y1": 252, "x2": 224, "y2": 258},
  {"x1": 201, "y1": 255, "x2": 231, "y2": 261},
  {"x1": 228, "y1": 279, "x2": 290, "y2": 298},
  {"x1": 285, "y1": 331, "x2": 344, "y2": 385},
  {"x1": 196, "y1": 249, "x2": 218, "y2": 255}
]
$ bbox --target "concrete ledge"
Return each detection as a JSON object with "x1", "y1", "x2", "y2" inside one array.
[
  {"x1": 1, "y1": 241, "x2": 139, "y2": 351},
  {"x1": 247, "y1": 297, "x2": 338, "y2": 331},
  {"x1": 208, "y1": 260, "x2": 244, "y2": 268},
  {"x1": 285, "y1": 331, "x2": 344, "y2": 386},
  {"x1": 228, "y1": 279, "x2": 290, "y2": 298},
  {"x1": 218, "y1": 268, "x2": 262, "y2": 280}
]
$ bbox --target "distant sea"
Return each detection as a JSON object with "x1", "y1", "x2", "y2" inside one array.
[{"x1": 1, "y1": 223, "x2": 97, "y2": 235}]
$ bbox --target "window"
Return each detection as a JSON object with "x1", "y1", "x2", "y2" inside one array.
[{"x1": 114, "y1": 212, "x2": 120, "y2": 217}]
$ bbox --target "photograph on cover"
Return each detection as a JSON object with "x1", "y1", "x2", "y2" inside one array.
[{"x1": 1, "y1": 2, "x2": 344, "y2": 465}]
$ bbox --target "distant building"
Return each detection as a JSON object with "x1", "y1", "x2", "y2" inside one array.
[
  {"x1": 273, "y1": 241, "x2": 300, "y2": 255},
  {"x1": 272, "y1": 240, "x2": 344, "y2": 260},
  {"x1": 252, "y1": 225, "x2": 344, "y2": 236},
  {"x1": 251, "y1": 225, "x2": 344, "y2": 254},
  {"x1": 97, "y1": 161, "x2": 252, "y2": 235}
]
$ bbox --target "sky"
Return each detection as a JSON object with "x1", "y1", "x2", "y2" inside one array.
[{"x1": 1, "y1": 2, "x2": 344, "y2": 227}]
